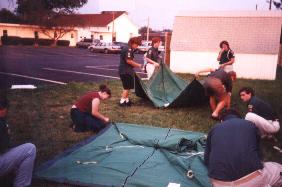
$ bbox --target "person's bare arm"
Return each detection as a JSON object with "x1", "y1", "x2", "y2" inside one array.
[
  {"x1": 220, "y1": 58, "x2": 235, "y2": 68},
  {"x1": 91, "y1": 98, "x2": 109, "y2": 123},
  {"x1": 195, "y1": 68, "x2": 215, "y2": 78}
]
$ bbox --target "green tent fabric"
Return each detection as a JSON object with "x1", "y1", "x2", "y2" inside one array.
[
  {"x1": 135, "y1": 63, "x2": 207, "y2": 108},
  {"x1": 35, "y1": 123, "x2": 211, "y2": 187}
]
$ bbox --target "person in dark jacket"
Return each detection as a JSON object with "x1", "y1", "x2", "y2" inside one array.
[
  {"x1": 204, "y1": 109, "x2": 282, "y2": 187},
  {"x1": 118, "y1": 37, "x2": 143, "y2": 107},
  {"x1": 195, "y1": 68, "x2": 236, "y2": 119},
  {"x1": 217, "y1": 40, "x2": 235, "y2": 73},
  {"x1": 144, "y1": 37, "x2": 161, "y2": 79},
  {"x1": 0, "y1": 99, "x2": 36, "y2": 187},
  {"x1": 239, "y1": 87, "x2": 280, "y2": 137}
]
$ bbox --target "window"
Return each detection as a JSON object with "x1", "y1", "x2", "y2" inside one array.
[
  {"x1": 91, "y1": 35, "x2": 93, "y2": 39},
  {"x1": 108, "y1": 26, "x2": 110, "y2": 31},
  {"x1": 71, "y1": 33, "x2": 74, "y2": 38},
  {"x1": 99, "y1": 35, "x2": 103, "y2": 40},
  {"x1": 54, "y1": 31, "x2": 57, "y2": 38},
  {"x1": 3, "y1": 30, "x2": 8, "y2": 36},
  {"x1": 34, "y1": 31, "x2": 39, "y2": 39}
]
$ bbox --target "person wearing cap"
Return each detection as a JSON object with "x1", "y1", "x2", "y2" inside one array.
[
  {"x1": 195, "y1": 68, "x2": 236, "y2": 119},
  {"x1": 217, "y1": 40, "x2": 235, "y2": 73},
  {"x1": 204, "y1": 109, "x2": 282, "y2": 187},
  {"x1": 118, "y1": 37, "x2": 143, "y2": 107},
  {"x1": 0, "y1": 99, "x2": 36, "y2": 187},
  {"x1": 144, "y1": 37, "x2": 161, "y2": 79},
  {"x1": 239, "y1": 87, "x2": 280, "y2": 138},
  {"x1": 70, "y1": 84, "x2": 111, "y2": 132}
]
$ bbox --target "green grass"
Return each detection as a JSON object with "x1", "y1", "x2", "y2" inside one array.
[{"x1": 2, "y1": 67, "x2": 282, "y2": 186}]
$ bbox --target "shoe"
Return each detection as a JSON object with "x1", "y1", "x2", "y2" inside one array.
[
  {"x1": 119, "y1": 101, "x2": 127, "y2": 107},
  {"x1": 126, "y1": 100, "x2": 133, "y2": 107}
]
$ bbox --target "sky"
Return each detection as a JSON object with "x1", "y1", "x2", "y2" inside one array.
[{"x1": 0, "y1": 0, "x2": 279, "y2": 29}]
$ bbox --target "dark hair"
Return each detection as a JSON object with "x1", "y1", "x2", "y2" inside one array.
[
  {"x1": 219, "y1": 40, "x2": 230, "y2": 49},
  {"x1": 0, "y1": 99, "x2": 8, "y2": 109},
  {"x1": 151, "y1": 37, "x2": 161, "y2": 46},
  {"x1": 99, "y1": 84, "x2": 111, "y2": 97},
  {"x1": 220, "y1": 108, "x2": 241, "y2": 121},
  {"x1": 228, "y1": 71, "x2": 237, "y2": 81},
  {"x1": 238, "y1": 87, "x2": 254, "y2": 97},
  {"x1": 128, "y1": 37, "x2": 142, "y2": 46}
]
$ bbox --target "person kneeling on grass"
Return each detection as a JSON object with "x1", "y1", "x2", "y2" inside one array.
[
  {"x1": 239, "y1": 87, "x2": 280, "y2": 138},
  {"x1": 70, "y1": 84, "x2": 111, "y2": 132},
  {"x1": 195, "y1": 68, "x2": 236, "y2": 120},
  {"x1": 0, "y1": 99, "x2": 36, "y2": 187},
  {"x1": 118, "y1": 37, "x2": 143, "y2": 107}
]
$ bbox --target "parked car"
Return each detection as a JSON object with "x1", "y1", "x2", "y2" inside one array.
[
  {"x1": 137, "y1": 41, "x2": 165, "y2": 54},
  {"x1": 76, "y1": 38, "x2": 99, "y2": 48},
  {"x1": 113, "y1": 42, "x2": 128, "y2": 49},
  {"x1": 88, "y1": 42, "x2": 121, "y2": 54}
]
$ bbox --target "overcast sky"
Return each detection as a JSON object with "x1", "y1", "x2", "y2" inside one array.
[{"x1": 0, "y1": 0, "x2": 279, "y2": 29}]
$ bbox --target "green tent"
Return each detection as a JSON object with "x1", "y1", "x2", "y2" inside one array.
[
  {"x1": 134, "y1": 63, "x2": 207, "y2": 108},
  {"x1": 35, "y1": 123, "x2": 211, "y2": 187}
]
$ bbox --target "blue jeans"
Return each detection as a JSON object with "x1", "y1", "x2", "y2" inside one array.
[
  {"x1": 70, "y1": 108, "x2": 105, "y2": 132},
  {"x1": 0, "y1": 143, "x2": 36, "y2": 187}
]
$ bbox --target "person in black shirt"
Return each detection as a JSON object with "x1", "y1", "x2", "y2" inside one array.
[
  {"x1": 195, "y1": 68, "x2": 236, "y2": 119},
  {"x1": 217, "y1": 40, "x2": 235, "y2": 73},
  {"x1": 0, "y1": 99, "x2": 36, "y2": 187},
  {"x1": 118, "y1": 37, "x2": 143, "y2": 107},
  {"x1": 204, "y1": 109, "x2": 282, "y2": 187},
  {"x1": 239, "y1": 87, "x2": 280, "y2": 137},
  {"x1": 144, "y1": 37, "x2": 161, "y2": 79}
]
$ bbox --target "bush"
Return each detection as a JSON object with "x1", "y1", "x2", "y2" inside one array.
[
  {"x1": 21, "y1": 38, "x2": 35, "y2": 45},
  {"x1": 37, "y1": 39, "x2": 54, "y2": 46},
  {"x1": 1, "y1": 36, "x2": 21, "y2": 45},
  {"x1": 57, "y1": 40, "x2": 70, "y2": 46}
]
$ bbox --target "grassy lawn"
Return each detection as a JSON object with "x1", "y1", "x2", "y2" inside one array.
[{"x1": 1, "y1": 66, "x2": 282, "y2": 186}]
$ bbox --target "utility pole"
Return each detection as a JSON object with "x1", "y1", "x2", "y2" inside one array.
[
  {"x1": 146, "y1": 17, "x2": 150, "y2": 41},
  {"x1": 112, "y1": 11, "x2": 115, "y2": 42},
  {"x1": 267, "y1": 0, "x2": 273, "y2": 10}
]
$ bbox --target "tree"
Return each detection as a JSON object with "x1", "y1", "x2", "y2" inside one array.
[
  {"x1": 15, "y1": 0, "x2": 88, "y2": 46},
  {"x1": 0, "y1": 8, "x2": 21, "y2": 23},
  {"x1": 138, "y1": 26, "x2": 152, "y2": 34},
  {"x1": 273, "y1": 0, "x2": 282, "y2": 9}
]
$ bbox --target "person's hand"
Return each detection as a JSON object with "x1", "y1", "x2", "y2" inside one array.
[
  {"x1": 104, "y1": 117, "x2": 110, "y2": 123},
  {"x1": 154, "y1": 63, "x2": 160, "y2": 68}
]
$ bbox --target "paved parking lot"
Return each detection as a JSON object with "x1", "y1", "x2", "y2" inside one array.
[{"x1": 0, "y1": 46, "x2": 145, "y2": 89}]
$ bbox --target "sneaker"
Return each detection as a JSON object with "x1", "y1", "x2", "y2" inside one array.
[
  {"x1": 126, "y1": 100, "x2": 133, "y2": 107},
  {"x1": 119, "y1": 101, "x2": 127, "y2": 107}
]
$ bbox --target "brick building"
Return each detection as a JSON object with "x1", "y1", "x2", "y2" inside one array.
[{"x1": 170, "y1": 11, "x2": 282, "y2": 80}]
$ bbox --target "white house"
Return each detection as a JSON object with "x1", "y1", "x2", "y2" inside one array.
[
  {"x1": 170, "y1": 11, "x2": 282, "y2": 80},
  {"x1": 0, "y1": 11, "x2": 139, "y2": 46}
]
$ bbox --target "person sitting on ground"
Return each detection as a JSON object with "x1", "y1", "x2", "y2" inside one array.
[
  {"x1": 144, "y1": 37, "x2": 161, "y2": 79},
  {"x1": 70, "y1": 84, "x2": 111, "y2": 132},
  {"x1": 195, "y1": 68, "x2": 236, "y2": 119},
  {"x1": 0, "y1": 98, "x2": 36, "y2": 187},
  {"x1": 239, "y1": 87, "x2": 280, "y2": 138},
  {"x1": 217, "y1": 40, "x2": 235, "y2": 73},
  {"x1": 204, "y1": 109, "x2": 282, "y2": 187},
  {"x1": 118, "y1": 37, "x2": 143, "y2": 107}
]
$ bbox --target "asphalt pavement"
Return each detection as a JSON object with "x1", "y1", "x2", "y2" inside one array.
[{"x1": 0, "y1": 46, "x2": 145, "y2": 89}]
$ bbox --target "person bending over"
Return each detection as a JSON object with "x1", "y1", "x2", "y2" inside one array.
[
  {"x1": 118, "y1": 37, "x2": 143, "y2": 107},
  {"x1": 195, "y1": 68, "x2": 236, "y2": 119},
  {"x1": 144, "y1": 37, "x2": 161, "y2": 79},
  {"x1": 0, "y1": 99, "x2": 36, "y2": 187},
  {"x1": 71, "y1": 84, "x2": 111, "y2": 132},
  {"x1": 239, "y1": 87, "x2": 280, "y2": 138}
]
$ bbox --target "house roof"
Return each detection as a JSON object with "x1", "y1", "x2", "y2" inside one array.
[{"x1": 63, "y1": 11, "x2": 126, "y2": 27}]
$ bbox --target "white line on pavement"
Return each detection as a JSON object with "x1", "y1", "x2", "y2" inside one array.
[
  {"x1": 87, "y1": 65, "x2": 119, "y2": 68},
  {"x1": 85, "y1": 66, "x2": 147, "y2": 75},
  {"x1": 0, "y1": 72, "x2": 66, "y2": 85},
  {"x1": 42, "y1": 67, "x2": 120, "y2": 79}
]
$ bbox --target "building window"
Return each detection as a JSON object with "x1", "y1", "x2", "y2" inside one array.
[
  {"x1": 108, "y1": 26, "x2": 110, "y2": 31},
  {"x1": 71, "y1": 33, "x2": 74, "y2": 38},
  {"x1": 99, "y1": 35, "x2": 103, "y2": 40},
  {"x1": 34, "y1": 31, "x2": 39, "y2": 39},
  {"x1": 91, "y1": 35, "x2": 93, "y2": 39},
  {"x1": 54, "y1": 31, "x2": 57, "y2": 38},
  {"x1": 3, "y1": 30, "x2": 8, "y2": 36}
]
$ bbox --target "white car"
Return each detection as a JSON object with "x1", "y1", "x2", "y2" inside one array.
[
  {"x1": 88, "y1": 42, "x2": 121, "y2": 54},
  {"x1": 137, "y1": 41, "x2": 165, "y2": 54}
]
